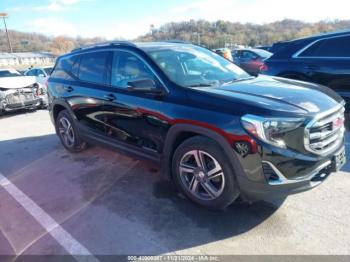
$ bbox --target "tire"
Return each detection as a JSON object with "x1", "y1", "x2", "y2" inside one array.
[
  {"x1": 172, "y1": 136, "x2": 240, "y2": 210},
  {"x1": 55, "y1": 109, "x2": 87, "y2": 153}
]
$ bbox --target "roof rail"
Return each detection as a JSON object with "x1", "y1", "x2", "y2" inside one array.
[
  {"x1": 71, "y1": 41, "x2": 136, "y2": 52},
  {"x1": 162, "y1": 40, "x2": 191, "y2": 44}
]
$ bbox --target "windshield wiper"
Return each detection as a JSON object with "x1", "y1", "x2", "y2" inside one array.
[
  {"x1": 224, "y1": 76, "x2": 256, "y2": 84},
  {"x1": 188, "y1": 83, "x2": 216, "y2": 87}
]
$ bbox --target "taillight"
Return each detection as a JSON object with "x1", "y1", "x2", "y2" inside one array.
[{"x1": 260, "y1": 63, "x2": 268, "y2": 72}]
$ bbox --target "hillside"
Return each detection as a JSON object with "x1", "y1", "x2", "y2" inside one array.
[{"x1": 1, "y1": 19, "x2": 349, "y2": 54}]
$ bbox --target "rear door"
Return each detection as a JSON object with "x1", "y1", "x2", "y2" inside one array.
[
  {"x1": 296, "y1": 35, "x2": 350, "y2": 90},
  {"x1": 51, "y1": 50, "x2": 112, "y2": 137}
]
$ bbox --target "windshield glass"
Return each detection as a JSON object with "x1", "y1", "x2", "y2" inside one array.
[
  {"x1": 0, "y1": 69, "x2": 21, "y2": 78},
  {"x1": 145, "y1": 45, "x2": 250, "y2": 87}
]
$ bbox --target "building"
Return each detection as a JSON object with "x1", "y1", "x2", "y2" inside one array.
[{"x1": 0, "y1": 52, "x2": 56, "y2": 67}]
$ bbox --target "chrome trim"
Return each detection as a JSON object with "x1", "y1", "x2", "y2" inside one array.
[
  {"x1": 304, "y1": 105, "x2": 345, "y2": 156},
  {"x1": 263, "y1": 160, "x2": 332, "y2": 186},
  {"x1": 292, "y1": 34, "x2": 350, "y2": 59}
]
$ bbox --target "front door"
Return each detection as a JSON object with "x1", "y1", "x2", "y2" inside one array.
[{"x1": 102, "y1": 50, "x2": 168, "y2": 154}]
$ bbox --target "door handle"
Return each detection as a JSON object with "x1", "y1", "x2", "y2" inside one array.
[
  {"x1": 64, "y1": 86, "x2": 74, "y2": 92},
  {"x1": 103, "y1": 93, "x2": 116, "y2": 101}
]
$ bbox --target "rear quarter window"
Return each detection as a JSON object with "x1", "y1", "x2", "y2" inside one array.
[
  {"x1": 78, "y1": 51, "x2": 110, "y2": 85},
  {"x1": 51, "y1": 56, "x2": 77, "y2": 80}
]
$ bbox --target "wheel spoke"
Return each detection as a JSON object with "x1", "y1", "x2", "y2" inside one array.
[
  {"x1": 193, "y1": 150, "x2": 205, "y2": 170},
  {"x1": 190, "y1": 178, "x2": 199, "y2": 193},
  {"x1": 201, "y1": 181, "x2": 219, "y2": 199},
  {"x1": 179, "y1": 163, "x2": 195, "y2": 174},
  {"x1": 207, "y1": 158, "x2": 222, "y2": 177},
  {"x1": 208, "y1": 172, "x2": 224, "y2": 180}
]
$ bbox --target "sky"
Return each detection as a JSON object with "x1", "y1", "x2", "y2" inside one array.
[{"x1": 1, "y1": 0, "x2": 349, "y2": 39}]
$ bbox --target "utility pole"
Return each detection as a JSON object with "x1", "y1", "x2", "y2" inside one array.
[{"x1": 0, "y1": 13, "x2": 13, "y2": 53}]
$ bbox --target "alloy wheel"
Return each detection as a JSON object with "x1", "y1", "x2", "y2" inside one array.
[
  {"x1": 179, "y1": 150, "x2": 225, "y2": 200},
  {"x1": 58, "y1": 117, "x2": 75, "y2": 148}
]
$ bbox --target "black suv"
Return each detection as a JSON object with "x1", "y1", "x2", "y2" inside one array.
[
  {"x1": 48, "y1": 41, "x2": 346, "y2": 209},
  {"x1": 261, "y1": 31, "x2": 350, "y2": 110}
]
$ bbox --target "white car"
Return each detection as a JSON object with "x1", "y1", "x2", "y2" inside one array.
[
  {"x1": 24, "y1": 66, "x2": 53, "y2": 85},
  {"x1": 0, "y1": 69, "x2": 42, "y2": 115}
]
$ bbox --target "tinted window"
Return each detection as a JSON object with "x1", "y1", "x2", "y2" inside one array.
[
  {"x1": 51, "y1": 56, "x2": 76, "y2": 79},
  {"x1": 300, "y1": 36, "x2": 350, "y2": 57},
  {"x1": 25, "y1": 69, "x2": 36, "y2": 76},
  {"x1": 79, "y1": 51, "x2": 110, "y2": 84},
  {"x1": 111, "y1": 52, "x2": 155, "y2": 88},
  {"x1": 241, "y1": 51, "x2": 257, "y2": 60}
]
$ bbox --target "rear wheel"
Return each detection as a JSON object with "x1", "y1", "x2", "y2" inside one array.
[
  {"x1": 56, "y1": 110, "x2": 87, "y2": 153},
  {"x1": 172, "y1": 136, "x2": 240, "y2": 210}
]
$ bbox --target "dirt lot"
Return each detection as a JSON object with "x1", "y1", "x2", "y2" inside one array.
[{"x1": 0, "y1": 110, "x2": 350, "y2": 259}]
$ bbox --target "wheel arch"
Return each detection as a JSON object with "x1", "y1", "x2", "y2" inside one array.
[{"x1": 162, "y1": 124, "x2": 244, "y2": 181}]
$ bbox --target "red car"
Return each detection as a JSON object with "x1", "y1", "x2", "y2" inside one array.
[{"x1": 232, "y1": 48, "x2": 272, "y2": 75}]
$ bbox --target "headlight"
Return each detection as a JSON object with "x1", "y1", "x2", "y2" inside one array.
[{"x1": 241, "y1": 114, "x2": 305, "y2": 148}]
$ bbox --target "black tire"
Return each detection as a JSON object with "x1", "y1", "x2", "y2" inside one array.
[
  {"x1": 55, "y1": 109, "x2": 87, "y2": 153},
  {"x1": 172, "y1": 136, "x2": 240, "y2": 210}
]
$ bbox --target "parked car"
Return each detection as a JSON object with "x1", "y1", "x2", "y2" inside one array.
[
  {"x1": 232, "y1": 48, "x2": 272, "y2": 75},
  {"x1": 213, "y1": 48, "x2": 233, "y2": 61},
  {"x1": 0, "y1": 68, "x2": 41, "y2": 115},
  {"x1": 48, "y1": 41, "x2": 346, "y2": 209},
  {"x1": 261, "y1": 30, "x2": 350, "y2": 110},
  {"x1": 254, "y1": 45, "x2": 272, "y2": 51},
  {"x1": 25, "y1": 66, "x2": 53, "y2": 85},
  {"x1": 24, "y1": 66, "x2": 53, "y2": 108}
]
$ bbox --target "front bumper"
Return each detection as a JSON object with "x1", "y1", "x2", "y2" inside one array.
[
  {"x1": 0, "y1": 98, "x2": 41, "y2": 112},
  {"x1": 235, "y1": 145, "x2": 346, "y2": 201}
]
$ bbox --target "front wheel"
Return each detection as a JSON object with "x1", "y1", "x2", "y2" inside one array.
[
  {"x1": 172, "y1": 136, "x2": 240, "y2": 210},
  {"x1": 56, "y1": 110, "x2": 87, "y2": 153}
]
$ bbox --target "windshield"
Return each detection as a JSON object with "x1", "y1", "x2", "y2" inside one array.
[
  {"x1": 0, "y1": 70, "x2": 21, "y2": 78},
  {"x1": 145, "y1": 45, "x2": 250, "y2": 87}
]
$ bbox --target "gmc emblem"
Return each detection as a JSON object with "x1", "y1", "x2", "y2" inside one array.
[{"x1": 333, "y1": 117, "x2": 344, "y2": 130}]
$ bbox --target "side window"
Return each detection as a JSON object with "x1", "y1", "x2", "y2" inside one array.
[
  {"x1": 79, "y1": 51, "x2": 110, "y2": 84},
  {"x1": 111, "y1": 51, "x2": 155, "y2": 88},
  {"x1": 51, "y1": 56, "x2": 76, "y2": 80},
  {"x1": 300, "y1": 36, "x2": 350, "y2": 57},
  {"x1": 241, "y1": 51, "x2": 257, "y2": 60},
  {"x1": 26, "y1": 70, "x2": 35, "y2": 76}
]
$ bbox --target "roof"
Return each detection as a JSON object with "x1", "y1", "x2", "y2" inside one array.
[{"x1": 68, "y1": 41, "x2": 193, "y2": 55}]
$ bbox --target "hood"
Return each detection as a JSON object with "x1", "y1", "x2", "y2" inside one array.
[
  {"x1": 0, "y1": 76, "x2": 37, "y2": 89},
  {"x1": 196, "y1": 75, "x2": 343, "y2": 115}
]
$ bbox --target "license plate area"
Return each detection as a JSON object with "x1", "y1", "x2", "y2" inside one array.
[{"x1": 333, "y1": 147, "x2": 346, "y2": 171}]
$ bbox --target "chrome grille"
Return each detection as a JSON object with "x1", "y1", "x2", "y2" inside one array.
[{"x1": 305, "y1": 106, "x2": 345, "y2": 155}]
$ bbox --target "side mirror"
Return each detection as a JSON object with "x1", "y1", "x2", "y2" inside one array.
[{"x1": 127, "y1": 78, "x2": 163, "y2": 94}]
